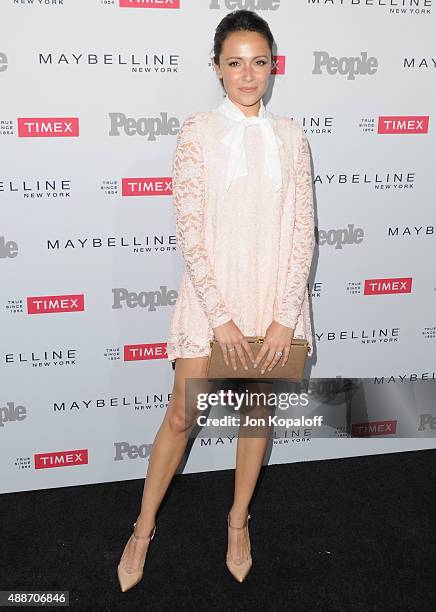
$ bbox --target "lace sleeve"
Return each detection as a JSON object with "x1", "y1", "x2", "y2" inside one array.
[
  {"x1": 274, "y1": 128, "x2": 315, "y2": 330},
  {"x1": 172, "y1": 114, "x2": 232, "y2": 330}
]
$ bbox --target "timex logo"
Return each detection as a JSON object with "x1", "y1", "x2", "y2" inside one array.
[{"x1": 17, "y1": 118, "x2": 79, "y2": 137}]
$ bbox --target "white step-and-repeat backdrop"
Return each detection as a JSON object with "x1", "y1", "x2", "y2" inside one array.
[{"x1": 1, "y1": 1, "x2": 435, "y2": 494}]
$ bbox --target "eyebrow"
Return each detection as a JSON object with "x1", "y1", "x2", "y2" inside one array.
[{"x1": 225, "y1": 55, "x2": 269, "y2": 60}]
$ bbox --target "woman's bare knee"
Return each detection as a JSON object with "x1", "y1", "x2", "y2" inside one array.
[
  {"x1": 238, "y1": 381, "x2": 274, "y2": 428},
  {"x1": 165, "y1": 356, "x2": 210, "y2": 434},
  {"x1": 166, "y1": 408, "x2": 190, "y2": 435}
]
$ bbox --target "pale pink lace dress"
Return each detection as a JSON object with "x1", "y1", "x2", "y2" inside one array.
[{"x1": 166, "y1": 107, "x2": 315, "y2": 362}]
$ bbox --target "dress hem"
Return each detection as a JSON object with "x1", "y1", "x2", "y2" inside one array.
[{"x1": 167, "y1": 351, "x2": 210, "y2": 363}]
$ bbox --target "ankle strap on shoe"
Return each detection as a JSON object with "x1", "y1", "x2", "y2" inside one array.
[
  {"x1": 132, "y1": 522, "x2": 156, "y2": 540},
  {"x1": 227, "y1": 513, "x2": 251, "y2": 529}
]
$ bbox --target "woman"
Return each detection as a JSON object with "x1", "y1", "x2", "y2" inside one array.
[{"x1": 117, "y1": 9, "x2": 315, "y2": 590}]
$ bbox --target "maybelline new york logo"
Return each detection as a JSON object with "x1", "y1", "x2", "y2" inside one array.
[
  {"x1": 317, "y1": 328, "x2": 400, "y2": 348},
  {"x1": 45, "y1": 234, "x2": 176, "y2": 252},
  {"x1": 307, "y1": 1, "x2": 432, "y2": 16},
  {"x1": 52, "y1": 392, "x2": 171, "y2": 413},
  {"x1": 0, "y1": 178, "x2": 71, "y2": 198},
  {"x1": 4, "y1": 348, "x2": 77, "y2": 367},
  {"x1": 312, "y1": 51, "x2": 378, "y2": 79},
  {"x1": 314, "y1": 171, "x2": 415, "y2": 189},
  {"x1": 38, "y1": 51, "x2": 179, "y2": 73},
  {"x1": 404, "y1": 56, "x2": 435, "y2": 69}
]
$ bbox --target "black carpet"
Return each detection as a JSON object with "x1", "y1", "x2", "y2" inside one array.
[{"x1": 1, "y1": 449, "x2": 435, "y2": 611}]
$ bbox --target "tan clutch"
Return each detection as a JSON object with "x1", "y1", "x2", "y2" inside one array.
[{"x1": 206, "y1": 335, "x2": 309, "y2": 381}]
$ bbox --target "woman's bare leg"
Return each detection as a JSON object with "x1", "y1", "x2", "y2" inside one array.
[
  {"x1": 227, "y1": 381, "x2": 273, "y2": 563},
  {"x1": 120, "y1": 356, "x2": 209, "y2": 569}
]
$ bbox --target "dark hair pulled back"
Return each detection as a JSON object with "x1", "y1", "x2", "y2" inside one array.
[{"x1": 212, "y1": 9, "x2": 274, "y2": 66}]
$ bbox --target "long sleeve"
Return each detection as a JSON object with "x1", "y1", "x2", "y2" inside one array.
[
  {"x1": 274, "y1": 128, "x2": 315, "y2": 330},
  {"x1": 171, "y1": 113, "x2": 232, "y2": 330}
]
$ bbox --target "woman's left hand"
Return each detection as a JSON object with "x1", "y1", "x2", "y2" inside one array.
[{"x1": 255, "y1": 321, "x2": 294, "y2": 374}]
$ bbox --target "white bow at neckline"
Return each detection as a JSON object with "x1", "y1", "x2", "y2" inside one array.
[{"x1": 215, "y1": 93, "x2": 282, "y2": 192}]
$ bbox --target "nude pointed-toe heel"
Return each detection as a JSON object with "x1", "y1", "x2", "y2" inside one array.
[
  {"x1": 226, "y1": 512, "x2": 252, "y2": 583},
  {"x1": 117, "y1": 521, "x2": 156, "y2": 593}
]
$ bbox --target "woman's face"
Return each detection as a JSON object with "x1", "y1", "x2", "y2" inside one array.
[{"x1": 214, "y1": 30, "x2": 271, "y2": 116}]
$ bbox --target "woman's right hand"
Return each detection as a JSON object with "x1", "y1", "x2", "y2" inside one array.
[{"x1": 212, "y1": 320, "x2": 256, "y2": 371}]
